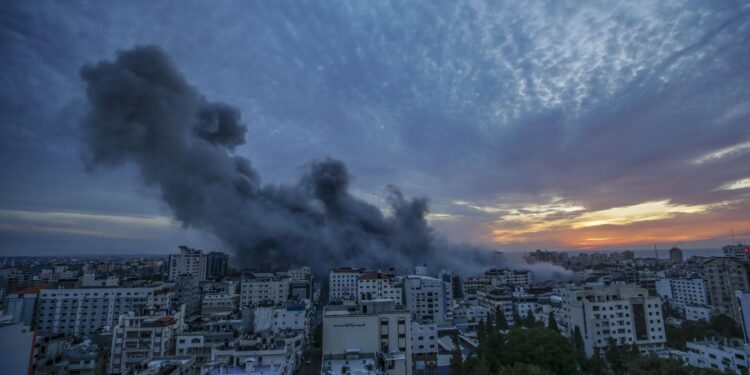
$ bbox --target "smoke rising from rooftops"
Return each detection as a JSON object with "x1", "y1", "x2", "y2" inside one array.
[{"x1": 79, "y1": 45, "x2": 501, "y2": 274}]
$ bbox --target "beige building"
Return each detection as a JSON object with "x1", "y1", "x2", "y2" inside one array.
[{"x1": 322, "y1": 300, "x2": 412, "y2": 375}]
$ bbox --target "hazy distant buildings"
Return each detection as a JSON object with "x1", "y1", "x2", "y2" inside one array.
[
  {"x1": 168, "y1": 246, "x2": 207, "y2": 282},
  {"x1": 704, "y1": 257, "x2": 750, "y2": 323},
  {"x1": 723, "y1": 244, "x2": 750, "y2": 258},
  {"x1": 668, "y1": 247, "x2": 684, "y2": 263}
]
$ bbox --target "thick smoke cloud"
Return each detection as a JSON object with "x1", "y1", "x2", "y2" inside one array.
[{"x1": 79, "y1": 45, "x2": 497, "y2": 274}]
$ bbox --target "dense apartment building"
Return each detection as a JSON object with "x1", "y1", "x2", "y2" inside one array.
[
  {"x1": 559, "y1": 285, "x2": 666, "y2": 357},
  {"x1": 411, "y1": 321, "x2": 438, "y2": 375},
  {"x1": 655, "y1": 276, "x2": 709, "y2": 310},
  {"x1": 485, "y1": 268, "x2": 534, "y2": 287},
  {"x1": 704, "y1": 257, "x2": 750, "y2": 323},
  {"x1": 357, "y1": 271, "x2": 402, "y2": 303},
  {"x1": 329, "y1": 267, "x2": 365, "y2": 301},
  {"x1": 240, "y1": 272, "x2": 290, "y2": 307},
  {"x1": 403, "y1": 276, "x2": 449, "y2": 325},
  {"x1": 109, "y1": 310, "x2": 184, "y2": 374},
  {"x1": 35, "y1": 286, "x2": 171, "y2": 336},
  {"x1": 322, "y1": 300, "x2": 412, "y2": 375},
  {"x1": 168, "y1": 246, "x2": 207, "y2": 282}
]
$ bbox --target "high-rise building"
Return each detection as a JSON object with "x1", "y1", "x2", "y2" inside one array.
[
  {"x1": 403, "y1": 276, "x2": 449, "y2": 325},
  {"x1": 654, "y1": 276, "x2": 709, "y2": 310},
  {"x1": 704, "y1": 257, "x2": 750, "y2": 323},
  {"x1": 168, "y1": 246, "x2": 207, "y2": 281},
  {"x1": 559, "y1": 285, "x2": 666, "y2": 357},
  {"x1": 205, "y1": 251, "x2": 228, "y2": 280},
  {"x1": 668, "y1": 247, "x2": 684, "y2": 263}
]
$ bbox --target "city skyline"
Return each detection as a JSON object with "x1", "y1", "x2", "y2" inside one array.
[{"x1": 2, "y1": 1, "x2": 750, "y2": 256}]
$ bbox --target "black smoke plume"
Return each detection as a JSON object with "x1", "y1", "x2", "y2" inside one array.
[{"x1": 79, "y1": 45, "x2": 497, "y2": 274}]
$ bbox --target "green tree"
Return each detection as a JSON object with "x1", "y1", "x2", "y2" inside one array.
[
  {"x1": 312, "y1": 324, "x2": 322, "y2": 348},
  {"x1": 547, "y1": 311, "x2": 559, "y2": 332},
  {"x1": 496, "y1": 306, "x2": 509, "y2": 330},
  {"x1": 499, "y1": 363, "x2": 551, "y2": 375},
  {"x1": 500, "y1": 327, "x2": 578, "y2": 374},
  {"x1": 605, "y1": 337, "x2": 625, "y2": 375},
  {"x1": 512, "y1": 306, "x2": 523, "y2": 327},
  {"x1": 450, "y1": 334, "x2": 463, "y2": 375},
  {"x1": 589, "y1": 347, "x2": 605, "y2": 375},
  {"x1": 525, "y1": 309, "x2": 536, "y2": 327},
  {"x1": 572, "y1": 326, "x2": 588, "y2": 372}
]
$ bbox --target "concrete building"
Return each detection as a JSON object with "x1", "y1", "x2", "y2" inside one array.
[
  {"x1": 176, "y1": 331, "x2": 234, "y2": 365},
  {"x1": 80, "y1": 273, "x2": 119, "y2": 287},
  {"x1": 35, "y1": 286, "x2": 172, "y2": 336},
  {"x1": 559, "y1": 285, "x2": 666, "y2": 357},
  {"x1": 410, "y1": 321, "x2": 438, "y2": 375},
  {"x1": 168, "y1": 246, "x2": 207, "y2": 282},
  {"x1": 358, "y1": 271, "x2": 402, "y2": 303},
  {"x1": 205, "y1": 252, "x2": 229, "y2": 280},
  {"x1": 737, "y1": 291, "x2": 750, "y2": 344},
  {"x1": 461, "y1": 277, "x2": 490, "y2": 298},
  {"x1": 210, "y1": 332, "x2": 298, "y2": 375},
  {"x1": 655, "y1": 276, "x2": 709, "y2": 310},
  {"x1": 437, "y1": 270, "x2": 460, "y2": 303},
  {"x1": 686, "y1": 341, "x2": 750, "y2": 373},
  {"x1": 4, "y1": 284, "x2": 50, "y2": 327},
  {"x1": 172, "y1": 274, "x2": 201, "y2": 317},
  {"x1": 485, "y1": 269, "x2": 534, "y2": 288},
  {"x1": 685, "y1": 305, "x2": 713, "y2": 322},
  {"x1": 251, "y1": 301, "x2": 310, "y2": 335},
  {"x1": 403, "y1": 276, "x2": 449, "y2": 325},
  {"x1": 109, "y1": 309, "x2": 185, "y2": 374},
  {"x1": 723, "y1": 244, "x2": 750, "y2": 258},
  {"x1": 329, "y1": 267, "x2": 364, "y2": 302},
  {"x1": 669, "y1": 247, "x2": 684, "y2": 263},
  {"x1": 705, "y1": 257, "x2": 750, "y2": 323},
  {"x1": 201, "y1": 291, "x2": 240, "y2": 315},
  {"x1": 240, "y1": 273, "x2": 290, "y2": 307},
  {"x1": 0, "y1": 318, "x2": 35, "y2": 375},
  {"x1": 322, "y1": 300, "x2": 412, "y2": 375}
]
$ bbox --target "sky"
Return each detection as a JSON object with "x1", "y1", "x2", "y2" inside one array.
[{"x1": 1, "y1": 0, "x2": 749, "y2": 256}]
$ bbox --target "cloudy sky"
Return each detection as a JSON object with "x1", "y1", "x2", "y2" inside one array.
[{"x1": 1, "y1": 1, "x2": 749, "y2": 256}]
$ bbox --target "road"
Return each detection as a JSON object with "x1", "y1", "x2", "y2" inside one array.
[{"x1": 297, "y1": 347, "x2": 322, "y2": 375}]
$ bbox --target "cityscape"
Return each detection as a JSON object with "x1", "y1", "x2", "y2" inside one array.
[
  {"x1": 2, "y1": 1, "x2": 750, "y2": 375},
  {"x1": 4, "y1": 243, "x2": 750, "y2": 374}
]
